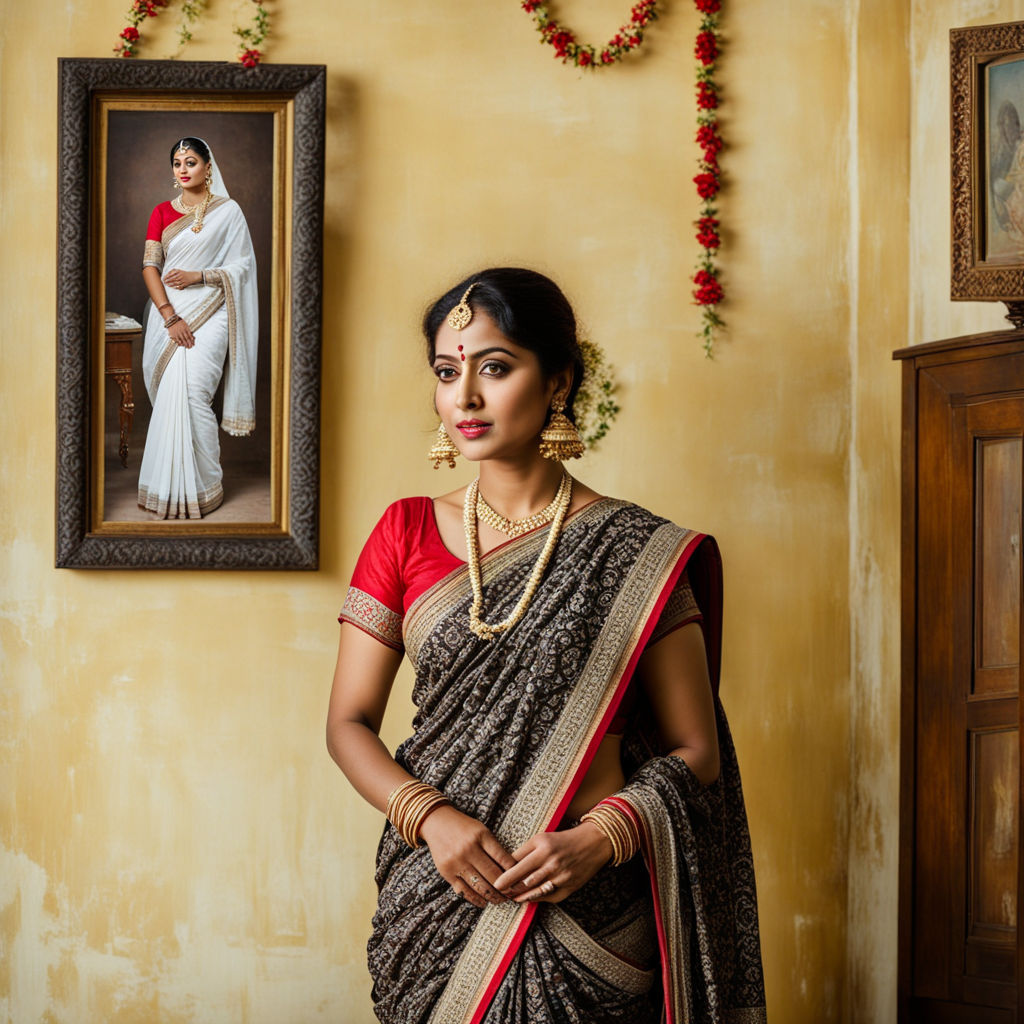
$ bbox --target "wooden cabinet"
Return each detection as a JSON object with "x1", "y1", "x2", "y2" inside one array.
[{"x1": 897, "y1": 331, "x2": 1024, "y2": 1023}]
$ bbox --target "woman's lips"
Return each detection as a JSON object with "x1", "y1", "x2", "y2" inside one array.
[
  {"x1": 180, "y1": 177, "x2": 191, "y2": 183},
  {"x1": 456, "y1": 421, "x2": 491, "y2": 439}
]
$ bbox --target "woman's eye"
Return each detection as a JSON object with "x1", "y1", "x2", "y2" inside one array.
[
  {"x1": 434, "y1": 365, "x2": 457, "y2": 380},
  {"x1": 480, "y1": 362, "x2": 507, "y2": 377}
]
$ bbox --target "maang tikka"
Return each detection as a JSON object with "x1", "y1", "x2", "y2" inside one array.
[{"x1": 446, "y1": 283, "x2": 479, "y2": 331}]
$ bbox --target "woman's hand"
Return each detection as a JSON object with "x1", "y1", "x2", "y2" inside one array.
[
  {"x1": 167, "y1": 317, "x2": 195, "y2": 348},
  {"x1": 493, "y1": 822, "x2": 613, "y2": 904},
  {"x1": 164, "y1": 268, "x2": 202, "y2": 290},
  {"x1": 418, "y1": 805, "x2": 519, "y2": 909}
]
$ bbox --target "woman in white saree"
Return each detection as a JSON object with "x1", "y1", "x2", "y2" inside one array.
[{"x1": 138, "y1": 136, "x2": 258, "y2": 518}]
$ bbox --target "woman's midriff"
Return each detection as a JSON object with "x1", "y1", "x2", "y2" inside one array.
[{"x1": 565, "y1": 734, "x2": 626, "y2": 820}]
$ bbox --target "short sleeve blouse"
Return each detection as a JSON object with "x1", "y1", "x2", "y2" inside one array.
[
  {"x1": 147, "y1": 201, "x2": 183, "y2": 240},
  {"x1": 338, "y1": 498, "x2": 702, "y2": 658},
  {"x1": 338, "y1": 498, "x2": 462, "y2": 651}
]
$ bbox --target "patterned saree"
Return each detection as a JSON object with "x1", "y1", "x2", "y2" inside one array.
[{"x1": 354, "y1": 499, "x2": 766, "y2": 1024}]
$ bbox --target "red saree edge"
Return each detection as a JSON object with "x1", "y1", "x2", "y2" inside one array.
[
  {"x1": 466, "y1": 531, "x2": 708, "y2": 1024},
  {"x1": 546, "y1": 531, "x2": 708, "y2": 831},
  {"x1": 639, "y1": 822, "x2": 676, "y2": 1024},
  {"x1": 466, "y1": 902, "x2": 539, "y2": 1024}
]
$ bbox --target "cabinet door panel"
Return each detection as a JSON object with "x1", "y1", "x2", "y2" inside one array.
[{"x1": 912, "y1": 376, "x2": 1024, "y2": 1020}]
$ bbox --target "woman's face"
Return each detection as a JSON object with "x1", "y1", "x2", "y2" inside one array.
[
  {"x1": 432, "y1": 311, "x2": 567, "y2": 463},
  {"x1": 171, "y1": 148, "x2": 209, "y2": 190}
]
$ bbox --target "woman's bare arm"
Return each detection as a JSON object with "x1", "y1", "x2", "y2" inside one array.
[
  {"x1": 326, "y1": 622, "x2": 518, "y2": 907},
  {"x1": 326, "y1": 623, "x2": 409, "y2": 810},
  {"x1": 142, "y1": 264, "x2": 195, "y2": 347},
  {"x1": 638, "y1": 620, "x2": 720, "y2": 784}
]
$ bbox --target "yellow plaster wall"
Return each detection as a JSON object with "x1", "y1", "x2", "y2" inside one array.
[
  {"x1": 846, "y1": 3, "x2": 908, "y2": 1021},
  {"x1": 0, "y1": 0, "x2": 947, "y2": 1020}
]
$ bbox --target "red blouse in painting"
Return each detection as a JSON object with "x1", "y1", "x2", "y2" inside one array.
[
  {"x1": 146, "y1": 201, "x2": 186, "y2": 240},
  {"x1": 338, "y1": 498, "x2": 702, "y2": 671}
]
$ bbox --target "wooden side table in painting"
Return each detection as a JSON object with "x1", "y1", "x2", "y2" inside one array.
[{"x1": 104, "y1": 324, "x2": 140, "y2": 468}]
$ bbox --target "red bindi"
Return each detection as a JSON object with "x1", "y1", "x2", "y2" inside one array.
[{"x1": 457, "y1": 344, "x2": 465, "y2": 361}]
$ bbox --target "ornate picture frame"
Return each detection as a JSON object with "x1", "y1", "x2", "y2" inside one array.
[
  {"x1": 56, "y1": 58, "x2": 325, "y2": 569},
  {"x1": 951, "y1": 20, "x2": 1024, "y2": 322}
]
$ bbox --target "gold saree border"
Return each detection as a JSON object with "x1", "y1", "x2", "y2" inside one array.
[
  {"x1": 142, "y1": 238, "x2": 164, "y2": 269},
  {"x1": 340, "y1": 586, "x2": 404, "y2": 650},
  {"x1": 138, "y1": 480, "x2": 223, "y2": 519},
  {"x1": 152, "y1": 339, "x2": 178, "y2": 393},
  {"x1": 725, "y1": 1010, "x2": 768, "y2": 1023},
  {"x1": 188, "y1": 288, "x2": 226, "y2": 334},
  {"x1": 403, "y1": 499, "x2": 626, "y2": 667},
  {"x1": 628, "y1": 786, "x2": 694, "y2": 1023},
  {"x1": 218, "y1": 269, "x2": 254, "y2": 436},
  {"x1": 160, "y1": 195, "x2": 229, "y2": 249},
  {"x1": 542, "y1": 905, "x2": 656, "y2": 996},
  {"x1": 496, "y1": 522, "x2": 696, "y2": 850},
  {"x1": 149, "y1": 289, "x2": 225, "y2": 395},
  {"x1": 428, "y1": 516, "x2": 697, "y2": 1024}
]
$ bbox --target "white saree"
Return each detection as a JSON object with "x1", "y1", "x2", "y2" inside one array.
[{"x1": 137, "y1": 195, "x2": 258, "y2": 518}]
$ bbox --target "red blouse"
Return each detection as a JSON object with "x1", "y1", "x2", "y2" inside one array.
[
  {"x1": 146, "y1": 201, "x2": 185, "y2": 241},
  {"x1": 339, "y1": 497, "x2": 701, "y2": 659}
]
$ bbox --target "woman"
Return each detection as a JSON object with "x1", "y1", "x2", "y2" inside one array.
[
  {"x1": 138, "y1": 137, "x2": 258, "y2": 518},
  {"x1": 326, "y1": 269, "x2": 765, "y2": 1024}
]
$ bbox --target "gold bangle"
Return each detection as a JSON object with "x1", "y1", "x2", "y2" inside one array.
[
  {"x1": 386, "y1": 780, "x2": 448, "y2": 848},
  {"x1": 580, "y1": 800, "x2": 640, "y2": 866}
]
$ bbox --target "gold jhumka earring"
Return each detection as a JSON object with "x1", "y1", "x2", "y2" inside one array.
[
  {"x1": 539, "y1": 395, "x2": 585, "y2": 461},
  {"x1": 428, "y1": 424, "x2": 460, "y2": 469}
]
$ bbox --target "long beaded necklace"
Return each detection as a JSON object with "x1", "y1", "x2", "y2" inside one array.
[
  {"x1": 463, "y1": 472, "x2": 573, "y2": 640},
  {"x1": 475, "y1": 472, "x2": 568, "y2": 538},
  {"x1": 172, "y1": 187, "x2": 213, "y2": 233}
]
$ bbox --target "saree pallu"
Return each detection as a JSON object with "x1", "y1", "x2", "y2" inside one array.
[
  {"x1": 367, "y1": 499, "x2": 766, "y2": 1024},
  {"x1": 138, "y1": 197, "x2": 258, "y2": 518}
]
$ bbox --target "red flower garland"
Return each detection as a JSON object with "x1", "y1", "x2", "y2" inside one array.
[
  {"x1": 234, "y1": 1, "x2": 270, "y2": 68},
  {"x1": 521, "y1": 1, "x2": 659, "y2": 69},
  {"x1": 691, "y1": 0, "x2": 724, "y2": 355},
  {"x1": 112, "y1": 0, "x2": 270, "y2": 66},
  {"x1": 113, "y1": 0, "x2": 169, "y2": 58}
]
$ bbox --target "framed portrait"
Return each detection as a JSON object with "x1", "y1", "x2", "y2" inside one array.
[
  {"x1": 951, "y1": 21, "x2": 1024, "y2": 316},
  {"x1": 55, "y1": 58, "x2": 325, "y2": 569}
]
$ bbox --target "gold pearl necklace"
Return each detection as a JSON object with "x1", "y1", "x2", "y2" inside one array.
[
  {"x1": 475, "y1": 474, "x2": 568, "y2": 538},
  {"x1": 464, "y1": 473, "x2": 573, "y2": 640},
  {"x1": 172, "y1": 188, "x2": 213, "y2": 233}
]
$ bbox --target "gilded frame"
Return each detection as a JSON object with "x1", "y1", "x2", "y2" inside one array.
[
  {"x1": 951, "y1": 20, "x2": 1024, "y2": 314},
  {"x1": 56, "y1": 58, "x2": 325, "y2": 568}
]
